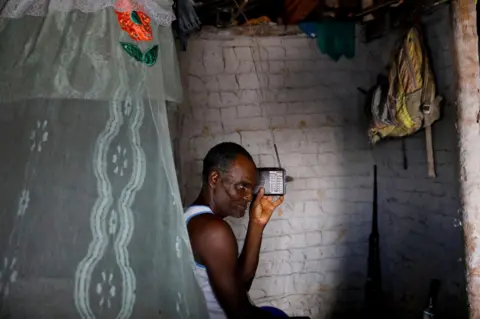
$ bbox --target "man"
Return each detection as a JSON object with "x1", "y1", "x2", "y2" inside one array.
[{"x1": 185, "y1": 142, "x2": 287, "y2": 318}]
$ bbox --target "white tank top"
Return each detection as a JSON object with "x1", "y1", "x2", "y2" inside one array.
[{"x1": 185, "y1": 205, "x2": 227, "y2": 319}]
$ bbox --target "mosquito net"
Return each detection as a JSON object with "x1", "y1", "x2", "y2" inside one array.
[{"x1": 0, "y1": 1, "x2": 207, "y2": 318}]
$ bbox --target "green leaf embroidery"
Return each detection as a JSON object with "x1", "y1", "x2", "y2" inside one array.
[
  {"x1": 143, "y1": 45, "x2": 159, "y2": 67},
  {"x1": 119, "y1": 42, "x2": 159, "y2": 67},
  {"x1": 130, "y1": 11, "x2": 142, "y2": 25},
  {"x1": 120, "y1": 42, "x2": 143, "y2": 63}
]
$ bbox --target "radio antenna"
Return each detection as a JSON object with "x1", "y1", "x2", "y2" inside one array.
[{"x1": 274, "y1": 144, "x2": 282, "y2": 168}]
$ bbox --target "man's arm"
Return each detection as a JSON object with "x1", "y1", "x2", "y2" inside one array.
[
  {"x1": 238, "y1": 189, "x2": 284, "y2": 290},
  {"x1": 192, "y1": 218, "x2": 274, "y2": 319},
  {"x1": 238, "y1": 221, "x2": 263, "y2": 291}
]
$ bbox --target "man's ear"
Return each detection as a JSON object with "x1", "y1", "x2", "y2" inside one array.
[{"x1": 208, "y1": 170, "x2": 220, "y2": 189}]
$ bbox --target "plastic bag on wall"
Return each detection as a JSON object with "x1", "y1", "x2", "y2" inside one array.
[{"x1": 368, "y1": 26, "x2": 442, "y2": 144}]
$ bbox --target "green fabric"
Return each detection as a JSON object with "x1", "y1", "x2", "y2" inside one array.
[{"x1": 316, "y1": 20, "x2": 356, "y2": 61}]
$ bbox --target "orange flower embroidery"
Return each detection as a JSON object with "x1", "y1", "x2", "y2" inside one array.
[{"x1": 115, "y1": 10, "x2": 152, "y2": 41}]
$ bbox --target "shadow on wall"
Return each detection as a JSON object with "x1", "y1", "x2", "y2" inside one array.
[
  {"x1": 368, "y1": 6, "x2": 467, "y2": 319},
  {"x1": 314, "y1": 91, "x2": 377, "y2": 319}
]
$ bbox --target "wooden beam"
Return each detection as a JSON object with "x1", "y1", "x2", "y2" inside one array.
[{"x1": 452, "y1": 1, "x2": 480, "y2": 318}]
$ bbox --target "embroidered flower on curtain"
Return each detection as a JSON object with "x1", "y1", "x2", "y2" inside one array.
[
  {"x1": 116, "y1": 10, "x2": 153, "y2": 41},
  {"x1": 115, "y1": 0, "x2": 159, "y2": 66}
]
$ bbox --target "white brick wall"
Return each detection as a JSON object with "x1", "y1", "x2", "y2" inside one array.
[{"x1": 175, "y1": 7, "x2": 466, "y2": 318}]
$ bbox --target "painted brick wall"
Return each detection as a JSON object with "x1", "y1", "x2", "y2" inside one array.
[{"x1": 175, "y1": 6, "x2": 466, "y2": 318}]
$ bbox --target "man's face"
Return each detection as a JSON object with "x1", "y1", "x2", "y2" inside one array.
[{"x1": 211, "y1": 155, "x2": 257, "y2": 218}]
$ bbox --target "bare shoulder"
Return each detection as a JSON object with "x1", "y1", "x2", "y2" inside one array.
[{"x1": 188, "y1": 215, "x2": 238, "y2": 257}]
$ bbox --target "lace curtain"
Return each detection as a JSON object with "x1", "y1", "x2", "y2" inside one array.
[
  {"x1": 0, "y1": 6, "x2": 207, "y2": 319},
  {"x1": 0, "y1": 0, "x2": 176, "y2": 26}
]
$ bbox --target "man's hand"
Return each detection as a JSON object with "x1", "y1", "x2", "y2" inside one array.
[
  {"x1": 239, "y1": 187, "x2": 283, "y2": 290},
  {"x1": 249, "y1": 188, "x2": 284, "y2": 227}
]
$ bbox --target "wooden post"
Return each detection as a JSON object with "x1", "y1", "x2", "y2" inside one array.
[{"x1": 452, "y1": 1, "x2": 480, "y2": 318}]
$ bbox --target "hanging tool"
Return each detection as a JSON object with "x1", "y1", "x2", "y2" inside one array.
[
  {"x1": 401, "y1": 139, "x2": 408, "y2": 170},
  {"x1": 365, "y1": 165, "x2": 383, "y2": 318},
  {"x1": 425, "y1": 125, "x2": 436, "y2": 178}
]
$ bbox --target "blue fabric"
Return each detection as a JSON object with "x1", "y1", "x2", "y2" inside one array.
[
  {"x1": 261, "y1": 306, "x2": 289, "y2": 318},
  {"x1": 298, "y1": 21, "x2": 318, "y2": 39}
]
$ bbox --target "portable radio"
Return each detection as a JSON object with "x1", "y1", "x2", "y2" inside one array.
[{"x1": 256, "y1": 168, "x2": 286, "y2": 196}]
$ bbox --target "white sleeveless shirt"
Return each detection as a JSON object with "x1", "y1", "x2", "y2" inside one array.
[{"x1": 185, "y1": 205, "x2": 227, "y2": 319}]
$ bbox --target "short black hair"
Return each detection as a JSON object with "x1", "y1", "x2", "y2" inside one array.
[{"x1": 202, "y1": 142, "x2": 254, "y2": 183}]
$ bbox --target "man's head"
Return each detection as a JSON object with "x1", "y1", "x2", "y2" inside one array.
[{"x1": 202, "y1": 142, "x2": 257, "y2": 218}]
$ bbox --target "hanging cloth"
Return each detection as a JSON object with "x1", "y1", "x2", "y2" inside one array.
[{"x1": 316, "y1": 19, "x2": 356, "y2": 61}]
